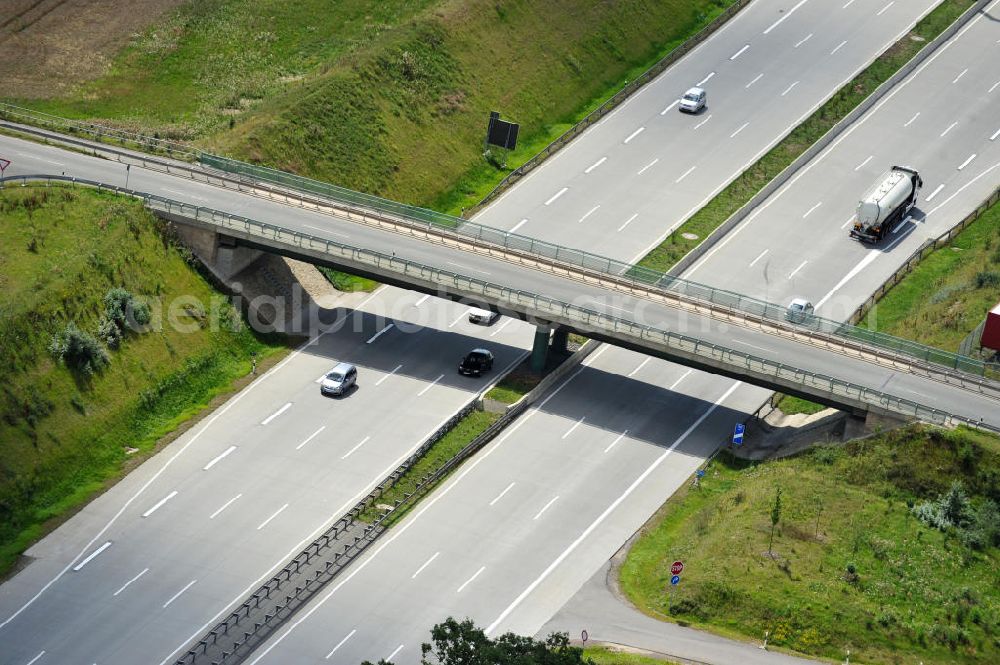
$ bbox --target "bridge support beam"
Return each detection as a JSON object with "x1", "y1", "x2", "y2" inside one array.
[{"x1": 531, "y1": 325, "x2": 551, "y2": 373}]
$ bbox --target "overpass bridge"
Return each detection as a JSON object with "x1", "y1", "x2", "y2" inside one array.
[{"x1": 4, "y1": 172, "x2": 998, "y2": 431}]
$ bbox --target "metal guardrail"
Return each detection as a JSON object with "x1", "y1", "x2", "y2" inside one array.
[
  {"x1": 197, "y1": 152, "x2": 992, "y2": 379},
  {"x1": 850, "y1": 183, "x2": 1000, "y2": 328},
  {"x1": 2, "y1": 104, "x2": 990, "y2": 379},
  {"x1": 6, "y1": 175, "x2": 997, "y2": 431},
  {"x1": 0, "y1": 102, "x2": 196, "y2": 159},
  {"x1": 463, "y1": 0, "x2": 754, "y2": 217}
]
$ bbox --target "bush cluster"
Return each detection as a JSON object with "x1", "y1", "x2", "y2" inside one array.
[
  {"x1": 912, "y1": 481, "x2": 1000, "y2": 550},
  {"x1": 49, "y1": 323, "x2": 109, "y2": 375}
]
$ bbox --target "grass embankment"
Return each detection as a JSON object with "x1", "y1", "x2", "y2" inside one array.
[
  {"x1": 637, "y1": 0, "x2": 976, "y2": 273},
  {"x1": 317, "y1": 267, "x2": 379, "y2": 293},
  {"x1": 861, "y1": 201, "x2": 1000, "y2": 353},
  {"x1": 360, "y1": 410, "x2": 500, "y2": 525},
  {"x1": 584, "y1": 647, "x2": 679, "y2": 665},
  {"x1": 0, "y1": 186, "x2": 286, "y2": 575},
  {"x1": 621, "y1": 426, "x2": 1000, "y2": 665},
  {"x1": 10, "y1": 0, "x2": 737, "y2": 212},
  {"x1": 775, "y1": 394, "x2": 827, "y2": 416}
]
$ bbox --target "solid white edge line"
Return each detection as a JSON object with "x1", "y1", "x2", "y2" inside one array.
[
  {"x1": 928, "y1": 162, "x2": 1000, "y2": 215},
  {"x1": 685, "y1": 2, "x2": 990, "y2": 278},
  {"x1": 242, "y1": 351, "x2": 609, "y2": 665},
  {"x1": 72, "y1": 541, "x2": 112, "y2": 572},
  {"x1": 113, "y1": 568, "x2": 149, "y2": 597},
  {"x1": 25, "y1": 651, "x2": 45, "y2": 665},
  {"x1": 162, "y1": 580, "x2": 197, "y2": 609},
  {"x1": 141, "y1": 491, "x2": 178, "y2": 518},
  {"x1": 457, "y1": 566, "x2": 486, "y2": 593},
  {"x1": 203, "y1": 445, "x2": 237, "y2": 470},
  {"x1": 484, "y1": 381, "x2": 742, "y2": 635},
  {"x1": 411, "y1": 551, "x2": 440, "y2": 579},
  {"x1": 209, "y1": 494, "x2": 242, "y2": 520},
  {"x1": 256, "y1": 504, "x2": 289, "y2": 531},
  {"x1": 296, "y1": 427, "x2": 326, "y2": 451},
  {"x1": 260, "y1": 402, "x2": 291, "y2": 425}
]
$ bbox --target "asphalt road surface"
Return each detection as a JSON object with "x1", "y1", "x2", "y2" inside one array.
[
  {"x1": 234, "y1": 2, "x2": 1000, "y2": 665},
  {"x1": 1, "y1": 1, "x2": 995, "y2": 664}
]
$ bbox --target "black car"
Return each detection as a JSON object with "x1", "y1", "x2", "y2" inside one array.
[{"x1": 458, "y1": 348, "x2": 494, "y2": 377}]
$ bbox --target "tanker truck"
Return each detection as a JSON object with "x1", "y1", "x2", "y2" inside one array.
[{"x1": 850, "y1": 165, "x2": 922, "y2": 243}]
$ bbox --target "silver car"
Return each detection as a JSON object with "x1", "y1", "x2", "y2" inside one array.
[
  {"x1": 320, "y1": 362, "x2": 357, "y2": 396},
  {"x1": 679, "y1": 86, "x2": 707, "y2": 113}
]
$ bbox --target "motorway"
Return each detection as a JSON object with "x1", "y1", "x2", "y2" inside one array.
[
  {"x1": 0, "y1": 0, "x2": 995, "y2": 664},
  {"x1": 236, "y1": 2, "x2": 1000, "y2": 664}
]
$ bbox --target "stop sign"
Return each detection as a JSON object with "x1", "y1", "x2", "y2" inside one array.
[{"x1": 670, "y1": 561, "x2": 684, "y2": 575}]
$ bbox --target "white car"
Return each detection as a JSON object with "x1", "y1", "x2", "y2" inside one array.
[
  {"x1": 679, "y1": 86, "x2": 707, "y2": 113},
  {"x1": 785, "y1": 298, "x2": 815, "y2": 324}
]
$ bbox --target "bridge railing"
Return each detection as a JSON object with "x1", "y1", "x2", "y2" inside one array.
[
  {"x1": 198, "y1": 152, "x2": 991, "y2": 378},
  {"x1": 0, "y1": 103, "x2": 988, "y2": 379},
  {"x1": 7, "y1": 175, "x2": 994, "y2": 431}
]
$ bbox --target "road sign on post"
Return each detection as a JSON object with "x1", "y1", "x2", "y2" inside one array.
[
  {"x1": 732, "y1": 422, "x2": 745, "y2": 446},
  {"x1": 0, "y1": 157, "x2": 10, "y2": 175},
  {"x1": 581, "y1": 630, "x2": 588, "y2": 647},
  {"x1": 670, "y1": 575, "x2": 681, "y2": 585},
  {"x1": 670, "y1": 561, "x2": 684, "y2": 576}
]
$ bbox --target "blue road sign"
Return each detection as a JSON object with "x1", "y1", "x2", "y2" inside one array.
[
  {"x1": 696, "y1": 469, "x2": 705, "y2": 478},
  {"x1": 670, "y1": 575, "x2": 681, "y2": 585},
  {"x1": 732, "y1": 422, "x2": 745, "y2": 446}
]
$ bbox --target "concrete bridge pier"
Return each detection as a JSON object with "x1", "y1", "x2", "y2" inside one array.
[{"x1": 531, "y1": 325, "x2": 552, "y2": 372}]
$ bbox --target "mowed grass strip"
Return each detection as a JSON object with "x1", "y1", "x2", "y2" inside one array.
[
  {"x1": 359, "y1": 409, "x2": 500, "y2": 525},
  {"x1": 0, "y1": 186, "x2": 287, "y2": 575},
  {"x1": 861, "y1": 200, "x2": 1000, "y2": 352},
  {"x1": 637, "y1": 0, "x2": 977, "y2": 273},
  {"x1": 620, "y1": 426, "x2": 1000, "y2": 665},
  {"x1": 584, "y1": 646, "x2": 681, "y2": 665},
  {"x1": 10, "y1": 0, "x2": 739, "y2": 211}
]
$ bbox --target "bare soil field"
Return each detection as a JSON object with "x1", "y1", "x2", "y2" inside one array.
[{"x1": 0, "y1": 0, "x2": 185, "y2": 98}]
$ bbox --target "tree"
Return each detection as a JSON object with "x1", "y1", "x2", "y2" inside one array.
[
  {"x1": 768, "y1": 486, "x2": 782, "y2": 557},
  {"x1": 362, "y1": 617, "x2": 593, "y2": 665}
]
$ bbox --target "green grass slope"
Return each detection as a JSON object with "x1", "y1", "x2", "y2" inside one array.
[
  {"x1": 0, "y1": 185, "x2": 286, "y2": 573},
  {"x1": 621, "y1": 427, "x2": 1000, "y2": 665},
  {"x1": 14, "y1": 0, "x2": 736, "y2": 209}
]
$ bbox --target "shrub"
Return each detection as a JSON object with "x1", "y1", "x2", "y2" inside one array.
[
  {"x1": 97, "y1": 316, "x2": 122, "y2": 349},
  {"x1": 101, "y1": 287, "x2": 151, "y2": 339},
  {"x1": 974, "y1": 271, "x2": 1000, "y2": 289},
  {"x1": 49, "y1": 323, "x2": 109, "y2": 375}
]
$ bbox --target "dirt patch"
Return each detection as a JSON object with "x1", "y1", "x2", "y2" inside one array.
[{"x1": 0, "y1": 0, "x2": 186, "y2": 98}]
